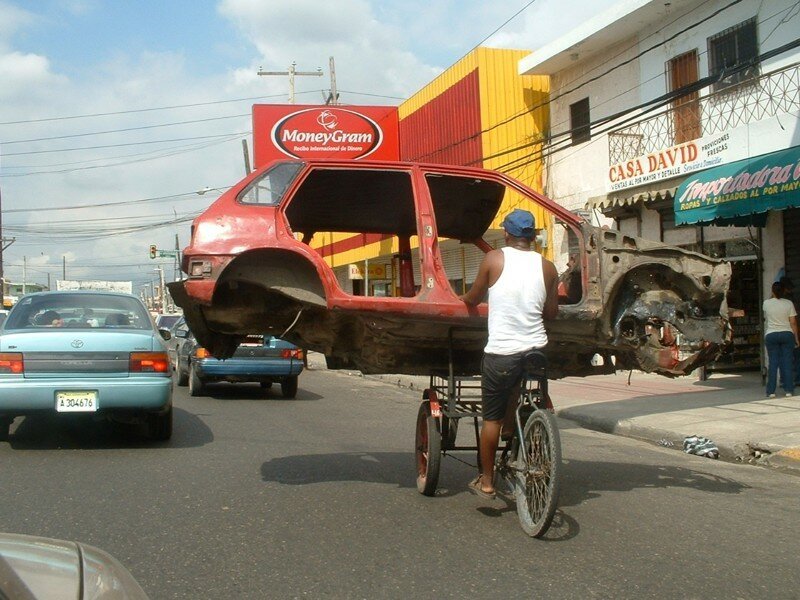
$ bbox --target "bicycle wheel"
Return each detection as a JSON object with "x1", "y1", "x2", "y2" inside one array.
[
  {"x1": 415, "y1": 401, "x2": 442, "y2": 496},
  {"x1": 513, "y1": 409, "x2": 561, "y2": 537}
]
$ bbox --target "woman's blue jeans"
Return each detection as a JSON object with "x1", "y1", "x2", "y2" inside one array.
[{"x1": 765, "y1": 331, "x2": 795, "y2": 396}]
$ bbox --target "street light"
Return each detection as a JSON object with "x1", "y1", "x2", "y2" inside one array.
[{"x1": 196, "y1": 186, "x2": 226, "y2": 196}]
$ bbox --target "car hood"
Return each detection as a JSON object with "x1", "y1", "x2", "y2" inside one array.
[
  {"x1": 0, "y1": 532, "x2": 148, "y2": 599},
  {"x1": 0, "y1": 331, "x2": 161, "y2": 353}
]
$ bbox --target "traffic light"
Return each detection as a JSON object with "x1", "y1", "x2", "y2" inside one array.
[{"x1": 149, "y1": 244, "x2": 157, "y2": 259}]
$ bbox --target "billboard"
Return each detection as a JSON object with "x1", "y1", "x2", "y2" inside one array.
[
  {"x1": 252, "y1": 104, "x2": 400, "y2": 167},
  {"x1": 56, "y1": 280, "x2": 133, "y2": 294}
]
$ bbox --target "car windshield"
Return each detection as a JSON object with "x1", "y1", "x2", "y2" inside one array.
[{"x1": 4, "y1": 293, "x2": 153, "y2": 331}]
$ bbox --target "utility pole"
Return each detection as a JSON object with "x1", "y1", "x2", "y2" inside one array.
[
  {"x1": 154, "y1": 267, "x2": 165, "y2": 313},
  {"x1": 326, "y1": 56, "x2": 339, "y2": 105},
  {"x1": 62, "y1": 256, "x2": 66, "y2": 280},
  {"x1": 257, "y1": 62, "x2": 322, "y2": 103},
  {"x1": 0, "y1": 186, "x2": 17, "y2": 296},
  {"x1": 22, "y1": 256, "x2": 26, "y2": 295},
  {"x1": 174, "y1": 233, "x2": 181, "y2": 283}
]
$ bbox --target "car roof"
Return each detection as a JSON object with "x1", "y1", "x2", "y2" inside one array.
[{"x1": 20, "y1": 290, "x2": 138, "y2": 298}]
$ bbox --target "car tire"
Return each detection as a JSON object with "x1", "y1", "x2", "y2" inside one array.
[
  {"x1": 176, "y1": 358, "x2": 189, "y2": 387},
  {"x1": 281, "y1": 375, "x2": 298, "y2": 399},
  {"x1": 148, "y1": 406, "x2": 173, "y2": 441},
  {"x1": 189, "y1": 364, "x2": 206, "y2": 397},
  {"x1": 0, "y1": 417, "x2": 12, "y2": 441}
]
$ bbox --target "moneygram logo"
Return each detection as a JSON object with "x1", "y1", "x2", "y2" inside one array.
[{"x1": 271, "y1": 108, "x2": 383, "y2": 160}]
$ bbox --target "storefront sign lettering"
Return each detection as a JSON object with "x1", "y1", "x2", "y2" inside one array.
[{"x1": 606, "y1": 130, "x2": 747, "y2": 193}]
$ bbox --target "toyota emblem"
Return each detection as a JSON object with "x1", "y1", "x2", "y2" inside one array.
[{"x1": 71, "y1": 340, "x2": 84, "y2": 349}]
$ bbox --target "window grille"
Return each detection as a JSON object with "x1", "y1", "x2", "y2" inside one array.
[{"x1": 708, "y1": 18, "x2": 759, "y2": 92}]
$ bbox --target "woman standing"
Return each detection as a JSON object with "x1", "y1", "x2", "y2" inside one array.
[{"x1": 763, "y1": 280, "x2": 799, "y2": 398}]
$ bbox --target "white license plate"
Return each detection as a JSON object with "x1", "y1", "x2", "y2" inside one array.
[{"x1": 55, "y1": 391, "x2": 98, "y2": 412}]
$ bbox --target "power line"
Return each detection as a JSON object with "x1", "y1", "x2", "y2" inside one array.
[
  {"x1": 0, "y1": 131, "x2": 251, "y2": 157},
  {"x1": 0, "y1": 92, "x2": 305, "y2": 126},
  {"x1": 2, "y1": 113, "x2": 251, "y2": 145},
  {"x1": 1, "y1": 135, "x2": 242, "y2": 178},
  {"x1": 1, "y1": 188, "x2": 226, "y2": 213}
]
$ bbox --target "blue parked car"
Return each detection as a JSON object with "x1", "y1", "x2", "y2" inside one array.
[
  {"x1": 168, "y1": 318, "x2": 303, "y2": 398},
  {"x1": 0, "y1": 291, "x2": 173, "y2": 440}
]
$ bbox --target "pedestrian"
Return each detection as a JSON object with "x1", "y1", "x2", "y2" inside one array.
[
  {"x1": 763, "y1": 280, "x2": 799, "y2": 398},
  {"x1": 779, "y1": 277, "x2": 800, "y2": 387},
  {"x1": 459, "y1": 209, "x2": 559, "y2": 499}
]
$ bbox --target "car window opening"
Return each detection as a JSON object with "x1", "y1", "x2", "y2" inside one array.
[{"x1": 284, "y1": 168, "x2": 420, "y2": 298}]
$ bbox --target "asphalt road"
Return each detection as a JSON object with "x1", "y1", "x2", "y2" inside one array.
[{"x1": 0, "y1": 368, "x2": 798, "y2": 599}]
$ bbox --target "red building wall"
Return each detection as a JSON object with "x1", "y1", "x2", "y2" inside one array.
[{"x1": 399, "y1": 69, "x2": 482, "y2": 166}]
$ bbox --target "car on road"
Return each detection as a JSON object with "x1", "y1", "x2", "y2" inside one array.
[
  {"x1": 0, "y1": 532, "x2": 149, "y2": 599},
  {"x1": 168, "y1": 318, "x2": 303, "y2": 398},
  {"x1": 0, "y1": 291, "x2": 173, "y2": 440}
]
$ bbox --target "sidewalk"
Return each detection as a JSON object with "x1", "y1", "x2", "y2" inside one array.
[{"x1": 306, "y1": 353, "x2": 800, "y2": 475}]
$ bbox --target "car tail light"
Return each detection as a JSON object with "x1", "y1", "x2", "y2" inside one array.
[
  {"x1": 280, "y1": 349, "x2": 303, "y2": 360},
  {"x1": 129, "y1": 352, "x2": 169, "y2": 373},
  {"x1": 0, "y1": 353, "x2": 24, "y2": 374},
  {"x1": 195, "y1": 348, "x2": 211, "y2": 359}
]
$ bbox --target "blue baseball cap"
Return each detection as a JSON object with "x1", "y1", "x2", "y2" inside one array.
[{"x1": 501, "y1": 209, "x2": 535, "y2": 239}]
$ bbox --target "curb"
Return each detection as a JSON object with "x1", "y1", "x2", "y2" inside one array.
[{"x1": 557, "y1": 408, "x2": 800, "y2": 476}]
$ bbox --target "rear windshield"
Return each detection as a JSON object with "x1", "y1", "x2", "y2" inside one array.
[{"x1": 4, "y1": 293, "x2": 153, "y2": 331}]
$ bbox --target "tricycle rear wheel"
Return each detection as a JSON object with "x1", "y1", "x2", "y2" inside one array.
[
  {"x1": 415, "y1": 401, "x2": 441, "y2": 496},
  {"x1": 513, "y1": 409, "x2": 561, "y2": 537}
]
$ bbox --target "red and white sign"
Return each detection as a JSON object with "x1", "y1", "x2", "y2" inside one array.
[
  {"x1": 253, "y1": 104, "x2": 399, "y2": 167},
  {"x1": 605, "y1": 128, "x2": 748, "y2": 193}
]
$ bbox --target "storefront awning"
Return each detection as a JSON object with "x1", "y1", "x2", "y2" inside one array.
[
  {"x1": 675, "y1": 145, "x2": 800, "y2": 226},
  {"x1": 587, "y1": 186, "x2": 678, "y2": 212}
]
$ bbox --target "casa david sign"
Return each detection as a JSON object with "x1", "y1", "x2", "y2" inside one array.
[{"x1": 606, "y1": 129, "x2": 747, "y2": 193}]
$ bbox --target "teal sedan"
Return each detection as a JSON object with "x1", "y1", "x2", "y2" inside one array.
[{"x1": 0, "y1": 291, "x2": 173, "y2": 441}]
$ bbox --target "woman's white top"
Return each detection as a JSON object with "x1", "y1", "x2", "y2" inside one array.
[
  {"x1": 763, "y1": 297, "x2": 797, "y2": 336},
  {"x1": 485, "y1": 247, "x2": 548, "y2": 355}
]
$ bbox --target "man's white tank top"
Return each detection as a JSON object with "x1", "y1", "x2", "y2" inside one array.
[{"x1": 485, "y1": 247, "x2": 548, "y2": 355}]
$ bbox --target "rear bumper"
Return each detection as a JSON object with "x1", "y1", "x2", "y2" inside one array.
[
  {"x1": 0, "y1": 376, "x2": 172, "y2": 414},
  {"x1": 195, "y1": 358, "x2": 303, "y2": 380}
]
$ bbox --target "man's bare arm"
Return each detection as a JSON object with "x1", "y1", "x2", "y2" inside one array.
[
  {"x1": 541, "y1": 259, "x2": 560, "y2": 320},
  {"x1": 460, "y1": 250, "x2": 500, "y2": 306}
]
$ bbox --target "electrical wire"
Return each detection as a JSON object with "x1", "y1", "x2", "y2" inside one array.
[
  {"x1": 0, "y1": 131, "x2": 251, "y2": 157},
  {"x1": 0, "y1": 92, "x2": 307, "y2": 126},
  {"x1": 2, "y1": 113, "x2": 251, "y2": 145}
]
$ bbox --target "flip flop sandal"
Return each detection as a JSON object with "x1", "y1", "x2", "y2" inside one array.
[{"x1": 467, "y1": 475, "x2": 496, "y2": 500}]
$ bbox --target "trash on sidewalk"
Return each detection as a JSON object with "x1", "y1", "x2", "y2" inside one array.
[
  {"x1": 683, "y1": 435, "x2": 720, "y2": 459},
  {"x1": 657, "y1": 438, "x2": 675, "y2": 448}
]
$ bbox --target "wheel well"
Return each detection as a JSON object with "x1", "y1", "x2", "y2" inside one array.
[{"x1": 216, "y1": 249, "x2": 327, "y2": 308}]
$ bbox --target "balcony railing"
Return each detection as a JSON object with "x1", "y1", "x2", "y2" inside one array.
[{"x1": 607, "y1": 62, "x2": 800, "y2": 165}]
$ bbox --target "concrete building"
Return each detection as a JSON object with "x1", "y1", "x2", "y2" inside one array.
[{"x1": 520, "y1": 0, "x2": 800, "y2": 372}]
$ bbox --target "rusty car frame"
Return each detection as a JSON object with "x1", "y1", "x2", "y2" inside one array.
[{"x1": 168, "y1": 159, "x2": 731, "y2": 379}]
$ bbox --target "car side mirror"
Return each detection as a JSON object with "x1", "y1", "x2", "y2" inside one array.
[{"x1": 159, "y1": 329, "x2": 172, "y2": 341}]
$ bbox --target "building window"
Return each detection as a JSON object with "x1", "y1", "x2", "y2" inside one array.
[
  {"x1": 569, "y1": 98, "x2": 591, "y2": 145},
  {"x1": 708, "y1": 18, "x2": 759, "y2": 92}
]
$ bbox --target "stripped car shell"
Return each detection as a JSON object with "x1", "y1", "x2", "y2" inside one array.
[{"x1": 169, "y1": 159, "x2": 731, "y2": 379}]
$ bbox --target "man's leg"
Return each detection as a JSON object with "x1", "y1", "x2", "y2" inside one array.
[{"x1": 478, "y1": 420, "x2": 502, "y2": 494}]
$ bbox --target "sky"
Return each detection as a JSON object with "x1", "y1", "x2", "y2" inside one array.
[{"x1": 0, "y1": 0, "x2": 616, "y2": 298}]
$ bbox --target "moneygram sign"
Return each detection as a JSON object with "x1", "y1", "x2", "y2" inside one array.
[{"x1": 252, "y1": 105, "x2": 399, "y2": 167}]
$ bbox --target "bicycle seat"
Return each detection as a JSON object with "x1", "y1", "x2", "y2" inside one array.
[{"x1": 522, "y1": 350, "x2": 547, "y2": 379}]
